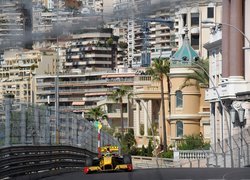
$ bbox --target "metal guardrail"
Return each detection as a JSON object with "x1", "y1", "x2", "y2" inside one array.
[{"x1": 0, "y1": 145, "x2": 97, "y2": 179}]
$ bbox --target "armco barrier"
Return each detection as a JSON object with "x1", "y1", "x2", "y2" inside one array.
[{"x1": 0, "y1": 145, "x2": 97, "y2": 179}]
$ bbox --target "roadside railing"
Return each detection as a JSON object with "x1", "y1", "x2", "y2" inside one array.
[
  {"x1": 0, "y1": 145, "x2": 96, "y2": 179},
  {"x1": 173, "y1": 126, "x2": 250, "y2": 168},
  {"x1": 132, "y1": 156, "x2": 177, "y2": 168}
]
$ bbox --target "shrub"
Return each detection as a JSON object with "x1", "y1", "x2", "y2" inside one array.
[{"x1": 178, "y1": 134, "x2": 210, "y2": 150}]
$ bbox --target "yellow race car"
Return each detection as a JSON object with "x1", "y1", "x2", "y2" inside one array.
[{"x1": 83, "y1": 145, "x2": 133, "y2": 174}]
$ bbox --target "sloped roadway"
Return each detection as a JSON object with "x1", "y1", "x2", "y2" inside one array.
[{"x1": 41, "y1": 168, "x2": 250, "y2": 180}]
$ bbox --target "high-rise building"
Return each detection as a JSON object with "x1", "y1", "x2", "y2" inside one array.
[
  {"x1": 64, "y1": 28, "x2": 117, "y2": 73},
  {"x1": 0, "y1": 1, "x2": 32, "y2": 50},
  {"x1": 0, "y1": 49, "x2": 56, "y2": 102}
]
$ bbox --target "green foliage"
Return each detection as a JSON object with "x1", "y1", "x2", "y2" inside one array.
[
  {"x1": 180, "y1": 59, "x2": 209, "y2": 89},
  {"x1": 86, "y1": 106, "x2": 108, "y2": 121},
  {"x1": 147, "y1": 122, "x2": 158, "y2": 136},
  {"x1": 178, "y1": 134, "x2": 210, "y2": 150},
  {"x1": 139, "y1": 124, "x2": 144, "y2": 135},
  {"x1": 108, "y1": 86, "x2": 133, "y2": 138},
  {"x1": 108, "y1": 86, "x2": 132, "y2": 103},
  {"x1": 146, "y1": 140, "x2": 154, "y2": 156},
  {"x1": 117, "y1": 129, "x2": 157, "y2": 157},
  {"x1": 160, "y1": 149, "x2": 173, "y2": 158},
  {"x1": 102, "y1": 126, "x2": 115, "y2": 136},
  {"x1": 146, "y1": 58, "x2": 170, "y2": 81},
  {"x1": 106, "y1": 38, "x2": 114, "y2": 47},
  {"x1": 140, "y1": 145, "x2": 147, "y2": 156},
  {"x1": 118, "y1": 41, "x2": 128, "y2": 49},
  {"x1": 121, "y1": 129, "x2": 136, "y2": 154},
  {"x1": 146, "y1": 58, "x2": 170, "y2": 152},
  {"x1": 130, "y1": 146, "x2": 140, "y2": 155},
  {"x1": 114, "y1": 132, "x2": 122, "y2": 141}
]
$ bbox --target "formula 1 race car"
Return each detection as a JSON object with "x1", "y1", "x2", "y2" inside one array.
[{"x1": 83, "y1": 145, "x2": 133, "y2": 174}]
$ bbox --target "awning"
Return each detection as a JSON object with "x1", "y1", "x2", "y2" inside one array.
[{"x1": 72, "y1": 101, "x2": 85, "y2": 106}]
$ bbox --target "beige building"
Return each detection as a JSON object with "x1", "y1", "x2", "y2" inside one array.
[
  {"x1": 0, "y1": 49, "x2": 56, "y2": 102},
  {"x1": 175, "y1": 1, "x2": 222, "y2": 58},
  {"x1": 0, "y1": 1, "x2": 32, "y2": 50},
  {"x1": 64, "y1": 28, "x2": 117, "y2": 73},
  {"x1": 131, "y1": 29, "x2": 210, "y2": 147}
]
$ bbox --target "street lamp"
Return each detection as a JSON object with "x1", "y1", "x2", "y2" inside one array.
[
  {"x1": 201, "y1": 20, "x2": 250, "y2": 49},
  {"x1": 230, "y1": 105, "x2": 246, "y2": 164}
]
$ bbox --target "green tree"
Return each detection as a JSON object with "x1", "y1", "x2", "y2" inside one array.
[
  {"x1": 146, "y1": 58, "x2": 171, "y2": 152},
  {"x1": 106, "y1": 37, "x2": 114, "y2": 47},
  {"x1": 146, "y1": 139, "x2": 154, "y2": 156},
  {"x1": 118, "y1": 41, "x2": 128, "y2": 49},
  {"x1": 87, "y1": 106, "x2": 108, "y2": 122},
  {"x1": 180, "y1": 59, "x2": 209, "y2": 89},
  {"x1": 141, "y1": 145, "x2": 147, "y2": 156},
  {"x1": 178, "y1": 134, "x2": 210, "y2": 150},
  {"x1": 108, "y1": 86, "x2": 132, "y2": 138},
  {"x1": 121, "y1": 129, "x2": 136, "y2": 153}
]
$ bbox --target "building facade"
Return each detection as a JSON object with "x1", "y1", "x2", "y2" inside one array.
[
  {"x1": 204, "y1": 0, "x2": 250, "y2": 167},
  {"x1": 0, "y1": 1, "x2": 32, "y2": 51},
  {"x1": 0, "y1": 49, "x2": 56, "y2": 102}
]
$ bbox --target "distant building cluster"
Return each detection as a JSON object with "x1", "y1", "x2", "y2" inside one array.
[{"x1": 1, "y1": 0, "x2": 233, "y2": 148}]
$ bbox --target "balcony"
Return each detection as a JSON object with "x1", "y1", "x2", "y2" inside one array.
[
  {"x1": 36, "y1": 90, "x2": 55, "y2": 94},
  {"x1": 85, "y1": 54, "x2": 112, "y2": 58},
  {"x1": 205, "y1": 77, "x2": 249, "y2": 101},
  {"x1": 134, "y1": 75, "x2": 152, "y2": 86},
  {"x1": 107, "y1": 110, "x2": 128, "y2": 118}
]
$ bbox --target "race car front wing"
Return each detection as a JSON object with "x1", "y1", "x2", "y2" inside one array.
[{"x1": 83, "y1": 164, "x2": 133, "y2": 174}]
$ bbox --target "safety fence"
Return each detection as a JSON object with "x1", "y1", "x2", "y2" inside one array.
[
  {"x1": 131, "y1": 126, "x2": 250, "y2": 169},
  {"x1": 174, "y1": 126, "x2": 250, "y2": 168},
  {"x1": 0, "y1": 95, "x2": 119, "y2": 153},
  {"x1": 0, "y1": 145, "x2": 96, "y2": 179}
]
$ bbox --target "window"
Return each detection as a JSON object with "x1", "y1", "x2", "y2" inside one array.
[
  {"x1": 191, "y1": 13, "x2": 199, "y2": 26},
  {"x1": 207, "y1": 7, "x2": 214, "y2": 18},
  {"x1": 191, "y1": 34, "x2": 199, "y2": 50},
  {"x1": 176, "y1": 90, "x2": 183, "y2": 108},
  {"x1": 176, "y1": 121, "x2": 183, "y2": 137},
  {"x1": 182, "y1": 14, "x2": 187, "y2": 26}
]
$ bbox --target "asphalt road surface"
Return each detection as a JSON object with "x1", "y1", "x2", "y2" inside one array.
[{"x1": 41, "y1": 168, "x2": 250, "y2": 180}]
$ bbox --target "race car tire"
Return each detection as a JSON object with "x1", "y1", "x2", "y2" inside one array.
[
  {"x1": 123, "y1": 155, "x2": 132, "y2": 164},
  {"x1": 85, "y1": 157, "x2": 93, "y2": 166}
]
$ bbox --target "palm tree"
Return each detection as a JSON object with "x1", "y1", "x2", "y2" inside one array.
[
  {"x1": 146, "y1": 58, "x2": 170, "y2": 152},
  {"x1": 180, "y1": 59, "x2": 209, "y2": 89},
  {"x1": 109, "y1": 86, "x2": 132, "y2": 138},
  {"x1": 87, "y1": 106, "x2": 108, "y2": 122}
]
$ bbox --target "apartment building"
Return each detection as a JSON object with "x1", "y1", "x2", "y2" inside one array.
[
  {"x1": 64, "y1": 28, "x2": 117, "y2": 73},
  {"x1": 0, "y1": 1, "x2": 32, "y2": 51},
  {"x1": 175, "y1": 1, "x2": 222, "y2": 58},
  {"x1": 113, "y1": 0, "x2": 151, "y2": 18},
  {"x1": 0, "y1": 49, "x2": 56, "y2": 102},
  {"x1": 97, "y1": 68, "x2": 135, "y2": 129},
  {"x1": 34, "y1": 72, "x2": 107, "y2": 113}
]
